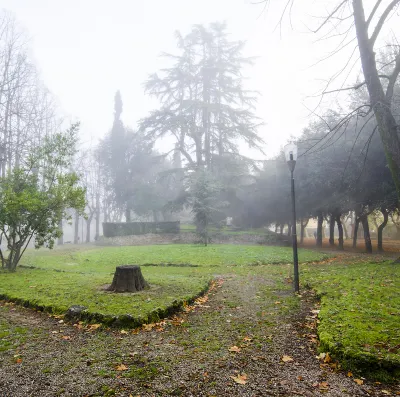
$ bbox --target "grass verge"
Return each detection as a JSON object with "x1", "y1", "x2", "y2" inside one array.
[{"x1": 303, "y1": 259, "x2": 400, "y2": 381}]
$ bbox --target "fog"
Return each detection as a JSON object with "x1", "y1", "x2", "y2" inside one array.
[
  {"x1": 0, "y1": 0, "x2": 399, "y2": 247},
  {"x1": 0, "y1": 0, "x2": 362, "y2": 156}
]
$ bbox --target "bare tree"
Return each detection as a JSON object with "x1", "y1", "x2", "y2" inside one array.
[{"x1": 261, "y1": 1, "x2": 400, "y2": 199}]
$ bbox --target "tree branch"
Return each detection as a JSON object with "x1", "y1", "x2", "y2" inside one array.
[
  {"x1": 322, "y1": 75, "x2": 389, "y2": 94},
  {"x1": 366, "y1": 0, "x2": 383, "y2": 27},
  {"x1": 369, "y1": 0, "x2": 400, "y2": 47},
  {"x1": 313, "y1": 0, "x2": 348, "y2": 33},
  {"x1": 386, "y1": 53, "x2": 400, "y2": 102}
]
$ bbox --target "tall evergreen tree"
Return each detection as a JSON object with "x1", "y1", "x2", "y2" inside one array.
[{"x1": 140, "y1": 22, "x2": 263, "y2": 171}]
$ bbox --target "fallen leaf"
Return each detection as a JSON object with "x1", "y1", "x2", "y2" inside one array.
[
  {"x1": 230, "y1": 373, "x2": 247, "y2": 385},
  {"x1": 61, "y1": 335, "x2": 71, "y2": 340},
  {"x1": 323, "y1": 352, "x2": 332, "y2": 363},
  {"x1": 16, "y1": 358, "x2": 22, "y2": 364},
  {"x1": 274, "y1": 301, "x2": 281, "y2": 305},
  {"x1": 382, "y1": 391, "x2": 391, "y2": 395},
  {"x1": 120, "y1": 330, "x2": 128, "y2": 335},
  {"x1": 115, "y1": 364, "x2": 128, "y2": 371},
  {"x1": 354, "y1": 379, "x2": 364, "y2": 385},
  {"x1": 319, "y1": 382, "x2": 329, "y2": 389},
  {"x1": 347, "y1": 371, "x2": 353, "y2": 377},
  {"x1": 281, "y1": 355, "x2": 294, "y2": 362},
  {"x1": 228, "y1": 346, "x2": 241, "y2": 353},
  {"x1": 243, "y1": 336, "x2": 252, "y2": 342},
  {"x1": 87, "y1": 324, "x2": 101, "y2": 331}
]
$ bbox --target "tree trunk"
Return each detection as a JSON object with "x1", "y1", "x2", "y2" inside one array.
[
  {"x1": 125, "y1": 207, "x2": 131, "y2": 222},
  {"x1": 341, "y1": 215, "x2": 349, "y2": 240},
  {"x1": 95, "y1": 192, "x2": 100, "y2": 240},
  {"x1": 287, "y1": 223, "x2": 292, "y2": 237},
  {"x1": 329, "y1": 213, "x2": 335, "y2": 247},
  {"x1": 378, "y1": 208, "x2": 389, "y2": 252},
  {"x1": 86, "y1": 214, "x2": 93, "y2": 243},
  {"x1": 336, "y1": 214, "x2": 344, "y2": 250},
  {"x1": 74, "y1": 210, "x2": 79, "y2": 244},
  {"x1": 316, "y1": 212, "x2": 323, "y2": 247},
  {"x1": 108, "y1": 265, "x2": 149, "y2": 293},
  {"x1": 58, "y1": 219, "x2": 64, "y2": 245},
  {"x1": 353, "y1": 217, "x2": 360, "y2": 248},
  {"x1": 353, "y1": 0, "x2": 400, "y2": 201},
  {"x1": 279, "y1": 224, "x2": 283, "y2": 235},
  {"x1": 300, "y1": 218, "x2": 309, "y2": 244},
  {"x1": 361, "y1": 215, "x2": 372, "y2": 253},
  {"x1": 274, "y1": 223, "x2": 278, "y2": 233}
]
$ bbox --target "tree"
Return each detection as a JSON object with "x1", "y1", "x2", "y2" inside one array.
[
  {"x1": 261, "y1": 1, "x2": 400, "y2": 203},
  {"x1": 188, "y1": 170, "x2": 222, "y2": 245},
  {"x1": 140, "y1": 22, "x2": 263, "y2": 171},
  {"x1": 0, "y1": 124, "x2": 86, "y2": 271}
]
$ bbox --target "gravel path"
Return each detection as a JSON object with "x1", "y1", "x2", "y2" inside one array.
[{"x1": 0, "y1": 267, "x2": 399, "y2": 396}]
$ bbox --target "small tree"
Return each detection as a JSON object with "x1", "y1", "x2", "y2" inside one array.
[
  {"x1": 189, "y1": 170, "x2": 222, "y2": 246},
  {"x1": 0, "y1": 124, "x2": 86, "y2": 271}
]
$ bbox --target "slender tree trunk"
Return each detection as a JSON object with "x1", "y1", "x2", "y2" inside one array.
[
  {"x1": 274, "y1": 223, "x2": 278, "y2": 233},
  {"x1": 329, "y1": 213, "x2": 335, "y2": 247},
  {"x1": 279, "y1": 224, "x2": 283, "y2": 235},
  {"x1": 287, "y1": 223, "x2": 292, "y2": 237},
  {"x1": 361, "y1": 215, "x2": 372, "y2": 253},
  {"x1": 74, "y1": 210, "x2": 79, "y2": 244},
  {"x1": 58, "y1": 219, "x2": 64, "y2": 245},
  {"x1": 353, "y1": 217, "x2": 360, "y2": 248},
  {"x1": 341, "y1": 215, "x2": 349, "y2": 240},
  {"x1": 378, "y1": 208, "x2": 389, "y2": 252},
  {"x1": 353, "y1": 0, "x2": 400, "y2": 200},
  {"x1": 300, "y1": 218, "x2": 309, "y2": 244},
  {"x1": 86, "y1": 214, "x2": 93, "y2": 243},
  {"x1": 95, "y1": 192, "x2": 100, "y2": 240},
  {"x1": 336, "y1": 214, "x2": 344, "y2": 250},
  {"x1": 125, "y1": 207, "x2": 131, "y2": 222},
  {"x1": 317, "y1": 212, "x2": 323, "y2": 247}
]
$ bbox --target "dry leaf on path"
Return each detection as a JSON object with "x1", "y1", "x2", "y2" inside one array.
[
  {"x1": 87, "y1": 324, "x2": 101, "y2": 331},
  {"x1": 354, "y1": 378, "x2": 364, "y2": 385},
  {"x1": 228, "y1": 346, "x2": 241, "y2": 353},
  {"x1": 115, "y1": 364, "x2": 128, "y2": 371},
  {"x1": 230, "y1": 373, "x2": 247, "y2": 385},
  {"x1": 281, "y1": 355, "x2": 294, "y2": 362}
]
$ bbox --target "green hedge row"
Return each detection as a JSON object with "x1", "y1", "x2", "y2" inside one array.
[{"x1": 103, "y1": 221, "x2": 180, "y2": 237}]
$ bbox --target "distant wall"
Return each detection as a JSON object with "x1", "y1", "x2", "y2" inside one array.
[{"x1": 102, "y1": 221, "x2": 180, "y2": 238}]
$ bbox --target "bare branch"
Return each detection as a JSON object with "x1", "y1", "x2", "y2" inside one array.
[
  {"x1": 386, "y1": 53, "x2": 400, "y2": 102},
  {"x1": 370, "y1": 0, "x2": 400, "y2": 47},
  {"x1": 366, "y1": 0, "x2": 383, "y2": 27},
  {"x1": 322, "y1": 74, "x2": 389, "y2": 95},
  {"x1": 312, "y1": 0, "x2": 348, "y2": 33}
]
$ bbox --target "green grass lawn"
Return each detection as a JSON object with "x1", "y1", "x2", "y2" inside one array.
[
  {"x1": 0, "y1": 245, "x2": 326, "y2": 323},
  {"x1": 302, "y1": 259, "x2": 400, "y2": 380},
  {"x1": 1, "y1": 244, "x2": 399, "y2": 380}
]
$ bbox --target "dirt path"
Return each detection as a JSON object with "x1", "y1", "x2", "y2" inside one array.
[{"x1": 0, "y1": 267, "x2": 399, "y2": 396}]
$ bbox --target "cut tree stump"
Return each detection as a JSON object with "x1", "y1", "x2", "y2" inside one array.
[{"x1": 107, "y1": 265, "x2": 149, "y2": 293}]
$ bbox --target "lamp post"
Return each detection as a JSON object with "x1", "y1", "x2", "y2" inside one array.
[{"x1": 284, "y1": 142, "x2": 299, "y2": 293}]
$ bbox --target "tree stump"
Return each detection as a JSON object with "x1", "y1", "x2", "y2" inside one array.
[{"x1": 107, "y1": 265, "x2": 149, "y2": 293}]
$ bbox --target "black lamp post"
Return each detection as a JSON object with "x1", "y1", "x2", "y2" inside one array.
[{"x1": 284, "y1": 142, "x2": 299, "y2": 293}]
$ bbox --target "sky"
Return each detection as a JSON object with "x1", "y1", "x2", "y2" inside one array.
[{"x1": 0, "y1": 0, "x2": 391, "y2": 158}]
